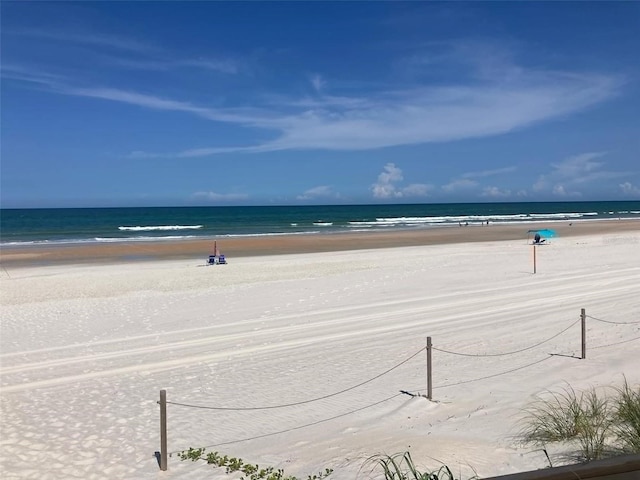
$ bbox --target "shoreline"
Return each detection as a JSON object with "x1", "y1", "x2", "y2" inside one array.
[{"x1": 1, "y1": 219, "x2": 638, "y2": 267}]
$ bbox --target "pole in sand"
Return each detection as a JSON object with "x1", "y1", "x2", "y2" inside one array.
[
  {"x1": 426, "y1": 337, "x2": 432, "y2": 400},
  {"x1": 581, "y1": 308, "x2": 586, "y2": 359},
  {"x1": 159, "y1": 389, "x2": 167, "y2": 471}
]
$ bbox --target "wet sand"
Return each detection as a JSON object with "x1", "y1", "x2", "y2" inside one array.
[{"x1": 1, "y1": 220, "x2": 638, "y2": 267}]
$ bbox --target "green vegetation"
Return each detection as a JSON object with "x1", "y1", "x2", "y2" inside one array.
[
  {"x1": 612, "y1": 378, "x2": 640, "y2": 453},
  {"x1": 519, "y1": 378, "x2": 640, "y2": 462},
  {"x1": 179, "y1": 447, "x2": 333, "y2": 480},
  {"x1": 180, "y1": 448, "x2": 473, "y2": 480},
  {"x1": 363, "y1": 451, "x2": 474, "y2": 480},
  {"x1": 180, "y1": 378, "x2": 639, "y2": 478}
]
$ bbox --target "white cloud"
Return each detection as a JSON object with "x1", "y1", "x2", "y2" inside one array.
[
  {"x1": 57, "y1": 86, "x2": 253, "y2": 124},
  {"x1": 371, "y1": 163, "x2": 433, "y2": 199},
  {"x1": 296, "y1": 185, "x2": 338, "y2": 200},
  {"x1": 481, "y1": 186, "x2": 511, "y2": 198},
  {"x1": 371, "y1": 163, "x2": 404, "y2": 198},
  {"x1": 10, "y1": 28, "x2": 155, "y2": 54},
  {"x1": 0, "y1": 64, "x2": 66, "y2": 86},
  {"x1": 533, "y1": 152, "x2": 628, "y2": 195},
  {"x1": 620, "y1": 182, "x2": 640, "y2": 196},
  {"x1": 550, "y1": 152, "x2": 604, "y2": 179},
  {"x1": 8, "y1": 59, "x2": 622, "y2": 156},
  {"x1": 462, "y1": 166, "x2": 517, "y2": 179},
  {"x1": 258, "y1": 73, "x2": 620, "y2": 152},
  {"x1": 551, "y1": 184, "x2": 581, "y2": 197},
  {"x1": 105, "y1": 56, "x2": 239, "y2": 74},
  {"x1": 10, "y1": 28, "x2": 238, "y2": 74},
  {"x1": 378, "y1": 162, "x2": 403, "y2": 184},
  {"x1": 191, "y1": 191, "x2": 249, "y2": 201},
  {"x1": 441, "y1": 167, "x2": 514, "y2": 196},
  {"x1": 310, "y1": 74, "x2": 326, "y2": 92},
  {"x1": 402, "y1": 183, "x2": 433, "y2": 196},
  {"x1": 442, "y1": 178, "x2": 478, "y2": 192}
]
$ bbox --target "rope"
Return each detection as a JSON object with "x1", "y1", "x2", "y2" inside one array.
[
  {"x1": 432, "y1": 319, "x2": 580, "y2": 357},
  {"x1": 167, "y1": 347, "x2": 424, "y2": 411},
  {"x1": 170, "y1": 392, "x2": 403, "y2": 455},
  {"x1": 591, "y1": 335, "x2": 640, "y2": 350},
  {"x1": 586, "y1": 315, "x2": 640, "y2": 325},
  {"x1": 435, "y1": 355, "x2": 554, "y2": 389}
]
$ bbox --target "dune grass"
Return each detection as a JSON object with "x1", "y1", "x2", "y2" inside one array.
[
  {"x1": 362, "y1": 451, "x2": 474, "y2": 480},
  {"x1": 179, "y1": 379, "x2": 639, "y2": 477},
  {"x1": 180, "y1": 448, "x2": 475, "y2": 480},
  {"x1": 612, "y1": 378, "x2": 640, "y2": 453},
  {"x1": 519, "y1": 378, "x2": 640, "y2": 462}
]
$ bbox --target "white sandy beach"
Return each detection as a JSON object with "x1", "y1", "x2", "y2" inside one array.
[{"x1": 1, "y1": 231, "x2": 639, "y2": 480}]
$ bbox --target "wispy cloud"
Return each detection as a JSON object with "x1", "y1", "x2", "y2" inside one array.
[
  {"x1": 462, "y1": 166, "x2": 517, "y2": 179},
  {"x1": 155, "y1": 71, "x2": 621, "y2": 156},
  {"x1": 310, "y1": 74, "x2": 326, "y2": 92},
  {"x1": 620, "y1": 182, "x2": 640, "y2": 196},
  {"x1": 262, "y1": 73, "x2": 620, "y2": 152},
  {"x1": 9, "y1": 28, "x2": 156, "y2": 54},
  {"x1": 402, "y1": 183, "x2": 433, "y2": 196},
  {"x1": 441, "y1": 178, "x2": 478, "y2": 193},
  {"x1": 52, "y1": 84, "x2": 262, "y2": 125},
  {"x1": 0, "y1": 64, "x2": 67, "y2": 86},
  {"x1": 481, "y1": 186, "x2": 511, "y2": 198},
  {"x1": 191, "y1": 191, "x2": 249, "y2": 202},
  {"x1": 440, "y1": 166, "x2": 515, "y2": 195},
  {"x1": 8, "y1": 28, "x2": 239, "y2": 75},
  {"x1": 533, "y1": 152, "x2": 628, "y2": 196},
  {"x1": 103, "y1": 56, "x2": 239, "y2": 74},
  {"x1": 5, "y1": 42, "x2": 623, "y2": 157},
  {"x1": 296, "y1": 185, "x2": 339, "y2": 201}
]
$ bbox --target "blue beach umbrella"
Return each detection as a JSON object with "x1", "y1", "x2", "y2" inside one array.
[{"x1": 527, "y1": 229, "x2": 557, "y2": 244}]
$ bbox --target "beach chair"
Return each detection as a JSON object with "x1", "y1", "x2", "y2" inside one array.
[
  {"x1": 218, "y1": 254, "x2": 227, "y2": 264},
  {"x1": 533, "y1": 233, "x2": 546, "y2": 245},
  {"x1": 208, "y1": 255, "x2": 216, "y2": 265}
]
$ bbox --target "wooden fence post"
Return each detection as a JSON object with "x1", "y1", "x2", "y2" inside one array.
[
  {"x1": 426, "y1": 337, "x2": 432, "y2": 400},
  {"x1": 160, "y1": 389, "x2": 167, "y2": 471},
  {"x1": 581, "y1": 308, "x2": 586, "y2": 360}
]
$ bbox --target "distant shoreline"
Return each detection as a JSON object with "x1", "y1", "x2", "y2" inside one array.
[{"x1": 1, "y1": 219, "x2": 638, "y2": 268}]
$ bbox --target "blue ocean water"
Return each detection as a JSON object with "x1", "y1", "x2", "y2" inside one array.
[{"x1": 1, "y1": 202, "x2": 639, "y2": 246}]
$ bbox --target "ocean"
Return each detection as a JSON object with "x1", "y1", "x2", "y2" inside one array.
[{"x1": 1, "y1": 201, "x2": 639, "y2": 246}]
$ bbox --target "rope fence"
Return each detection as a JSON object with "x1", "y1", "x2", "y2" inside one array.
[
  {"x1": 586, "y1": 314, "x2": 640, "y2": 325},
  {"x1": 169, "y1": 392, "x2": 403, "y2": 455},
  {"x1": 431, "y1": 318, "x2": 580, "y2": 358},
  {"x1": 166, "y1": 347, "x2": 424, "y2": 411},
  {"x1": 434, "y1": 355, "x2": 555, "y2": 389},
  {"x1": 156, "y1": 307, "x2": 639, "y2": 470}
]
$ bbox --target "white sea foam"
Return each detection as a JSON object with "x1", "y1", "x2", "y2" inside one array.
[
  {"x1": 118, "y1": 225, "x2": 203, "y2": 231},
  {"x1": 95, "y1": 235, "x2": 198, "y2": 242},
  {"x1": 347, "y1": 211, "x2": 600, "y2": 228}
]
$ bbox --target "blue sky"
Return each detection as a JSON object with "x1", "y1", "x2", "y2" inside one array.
[{"x1": 1, "y1": 1, "x2": 639, "y2": 208}]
